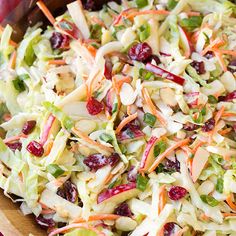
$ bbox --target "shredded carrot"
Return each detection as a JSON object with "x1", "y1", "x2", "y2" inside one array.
[
  {"x1": 226, "y1": 193, "x2": 236, "y2": 211},
  {"x1": 90, "y1": 16, "x2": 107, "y2": 28},
  {"x1": 2, "y1": 113, "x2": 11, "y2": 121},
  {"x1": 222, "y1": 212, "x2": 236, "y2": 217},
  {"x1": 125, "y1": 10, "x2": 170, "y2": 20},
  {"x1": 149, "y1": 138, "x2": 190, "y2": 172},
  {"x1": 86, "y1": 44, "x2": 97, "y2": 57},
  {"x1": 115, "y1": 113, "x2": 138, "y2": 134},
  {"x1": 8, "y1": 51, "x2": 17, "y2": 69},
  {"x1": 219, "y1": 128, "x2": 232, "y2": 135},
  {"x1": 3, "y1": 133, "x2": 27, "y2": 144},
  {"x1": 158, "y1": 185, "x2": 167, "y2": 215},
  {"x1": 36, "y1": 0, "x2": 56, "y2": 25},
  {"x1": 0, "y1": 25, "x2": 18, "y2": 47},
  {"x1": 48, "y1": 59, "x2": 66, "y2": 65},
  {"x1": 73, "y1": 214, "x2": 120, "y2": 223},
  {"x1": 200, "y1": 213, "x2": 210, "y2": 221},
  {"x1": 186, "y1": 11, "x2": 201, "y2": 16},
  {"x1": 112, "y1": 8, "x2": 137, "y2": 25},
  {"x1": 48, "y1": 223, "x2": 105, "y2": 236},
  {"x1": 104, "y1": 173, "x2": 114, "y2": 185},
  {"x1": 222, "y1": 112, "x2": 236, "y2": 117},
  {"x1": 215, "y1": 106, "x2": 225, "y2": 124},
  {"x1": 201, "y1": 38, "x2": 225, "y2": 56},
  {"x1": 142, "y1": 87, "x2": 166, "y2": 126},
  {"x1": 41, "y1": 209, "x2": 56, "y2": 214},
  {"x1": 192, "y1": 140, "x2": 206, "y2": 154},
  {"x1": 214, "y1": 49, "x2": 236, "y2": 56},
  {"x1": 112, "y1": 76, "x2": 132, "y2": 94},
  {"x1": 44, "y1": 140, "x2": 54, "y2": 156},
  {"x1": 71, "y1": 127, "x2": 114, "y2": 154}
]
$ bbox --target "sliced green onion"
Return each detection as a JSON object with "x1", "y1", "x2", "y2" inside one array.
[
  {"x1": 167, "y1": 0, "x2": 178, "y2": 10},
  {"x1": 135, "y1": 0, "x2": 148, "y2": 8},
  {"x1": 208, "y1": 95, "x2": 218, "y2": 104},
  {"x1": 143, "y1": 112, "x2": 157, "y2": 127},
  {"x1": 138, "y1": 23, "x2": 151, "y2": 42},
  {"x1": 200, "y1": 195, "x2": 219, "y2": 207},
  {"x1": 47, "y1": 164, "x2": 65, "y2": 178},
  {"x1": 137, "y1": 173, "x2": 148, "y2": 191},
  {"x1": 12, "y1": 77, "x2": 26, "y2": 93},
  {"x1": 139, "y1": 68, "x2": 154, "y2": 80},
  {"x1": 100, "y1": 133, "x2": 113, "y2": 143},
  {"x1": 153, "y1": 140, "x2": 167, "y2": 157},
  {"x1": 180, "y1": 16, "x2": 203, "y2": 32},
  {"x1": 155, "y1": 163, "x2": 165, "y2": 173},
  {"x1": 90, "y1": 24, "x2": 102, "y2": 40},
  {"x1": 216, "y1": 178, "x2": 224, "y2": 193}
]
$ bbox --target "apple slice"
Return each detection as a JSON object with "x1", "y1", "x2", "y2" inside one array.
[
  {"x1": 191, "y1": 147, "x2": 209, "y2": 182},
  {"x1": 184, "y1": 92, "x2": 199, "y2": 108},
  {"x1": 178, "y1": 26, "x2": 191, "y2": 58},
  {"x1": 145, "y1": 63, "x2": 185, "y2": 86},
  {"x1": 139, "y1": 136, "x2": 158, "y2": 172},
  {"x1": 97, "y1": 182, "x2": 139, "y2": 204}
]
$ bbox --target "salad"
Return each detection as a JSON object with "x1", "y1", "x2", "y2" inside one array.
[{"x1": 0, "y1": 0, "x2": 236, "y2": 235}]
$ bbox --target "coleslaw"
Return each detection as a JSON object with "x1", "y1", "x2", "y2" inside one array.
[{"x1": 0, "y1": 0, "x2": 236, "y2": 235}]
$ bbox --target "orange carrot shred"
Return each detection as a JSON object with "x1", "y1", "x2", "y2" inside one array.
[
  {"x1": 115, "y1": 113, "x2": 138, "y2": 134},
  {"x1": 48, "y1": 59, "x2": 66, "y2": 65},
  {"x1": 36, "y1": 0, "x2": 56, "y2": 25},
  {"x1": 8, "y1": 51, "x2": 17, "y2": 69},
  {"x1": 125, "y1": 10, "x2": 170, "y2": 20},
  {"x1": 148, "y1": 138, "x2": 190, "y2": 172},
  {"x1": 142, "y1": 87, "x2": 166, "y2": 126},
  {"x1": 73, "y1": 214, "x2": 120, "y2": 224},
  {"x1": 158, "y1": 184, "x2": 167, "y2": 215},
  {"x1": 226, "y1": 193, "x2": 236, "y2": 211}
]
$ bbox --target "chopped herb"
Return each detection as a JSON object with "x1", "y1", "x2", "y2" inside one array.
[
  {"x1": 203, "y1": 32, "x2": 210, "y2": 44},
  {"x1": 155, "y1": 163, "x2": 165, "y2": 173},
  {"x1": 143, "y1": 112, "x2": 156, "y2": 127},
  {"x1": 90, "y1": 24, "x2": 102, "y2": 40},
  {"x1": 200, "y1": 195, "x2": 219, "y2": 207},
  {"x1": 100, "y1": 133, "x2": 113, "y2": 143},
  {"x1": 136, "y1": 173, "x2": 148, "y2": 191},
  {"x1": 180, "y1": 16, "x2": 203, "y2": 32},
  {"x1": 112, "y1": 103, "x2": 118, "y2": 114},
  {"x1": 135, "y1": 0, "x2": 148, "y2": 8},
  {"x1": 208, "y1": 95, "x2": 218, "y2": 104},
  {"x1": 47, "y1": 164, "x2": 65, "y2": 178},
  {"x1": 154, "y1": 140, "x2": 167, "y2": 157},
  {"x1": 18, "y1": 74, "x2": 30, "y2": 80},
  {"x1": 167, "y1": 0, "x2": 178, "y2": 10},
  {"x1": 139, "y1": 68, "x2": 154, "y2": 80},
  {"x1": 216, "y1": 178, "x2": 224, "y2": 193},
  {"x1": 138, "y1": 23, "x2": 151, "y2": 42},
  {"x1": 12, "y1": 77, "x2": 26, "y2": 93}
]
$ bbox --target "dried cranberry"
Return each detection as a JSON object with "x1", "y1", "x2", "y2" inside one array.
[
  {"x1": 108, "y1": 153, "x2": 120, "y2": 167},
  {"x1": 6, "y1": 142, "x2": 22, "y2": 152},
  {"x1": 222, "y1": 90, "x2": 236, "y2": 102},
  {"x1": 104, "y1": 57, "x2": 113, "y2": 80},
  {"x1": 50, "y1": 32, "x2": 70, "y2": 49},
  {"x1": 164, "y1": 222, "x2": 179, "y2": 236},
  {"x1": 114, "y1": 202, "x2": 132, "y2": 217},
  {"x1": 183, "y1": 122, "x2": 199, "y2": 131},
  {"x1": 202, "y1": 118, "x2": 215, "y2": 132},
  {"x1": 148, "y1": 55, "x2": 161, "y2": 65},
  {"x1": 127, "y1": 166, "x2": 137, "y2": 182},
  {"x1": 35, "y1": 215, "x2": 55, "y2": 229},
  {"x1": 168, "y1": 186, "x2": 187, "y2": 200},
  {"x1": 82, "y1": 0, "x2": 121, "y2": 11},
  {"x1": 204, "y1": 51, "x2": 214, "y2": 59},
  {"x1": 190, "y1": 61, "x2": 206, "y2": 75},
  {"x1": 128, "y1": 43, "x2": 152, "y2": 62},
  {"x1": 84, "y1": 154, "x2": 108, "y2": 171},
  {"x1": 165, "y1": 159, "x2": 180, "y2": 173},
  {"x1": 86, "y1": 97, "x2": 104, "y2": 115},
  {"x1": 26, "y1": 141, "x2": 44, "y2": 157},
  {"x1": 228, "y1": 59, "x2": 236, "y2": 73},
  {"x1": 57, "y1": 180, "x2": 78, "y2": 203},
  {"x1": 22, "y1": 120, "x2": 36, "y2": 135},
  {"x1": 0, "y1": 232, "x2": 3, "y2": 236}
]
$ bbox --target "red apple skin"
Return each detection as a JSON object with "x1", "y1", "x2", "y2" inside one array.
[
  {"x1": 117, "y1": 129, "x2": 145, "y2": 142},
  {"x1": 178, "y1": 26, "x2": 191, "y2": 58},
  {"x1": 97, "y1": 182, "x2": 137, "y2": 204},
  {"x1": 40, "y1": 115, "x2": 56, "y2": 145},
  {"x1": 145, "y1": 63, "x2": 185, "y2": 86},
  {"x1": 139, "y1": 136, "x2": 158, "y2": 172},
  {"x1": 185, "y1": 92, "x2": 199, "y2": 108}
]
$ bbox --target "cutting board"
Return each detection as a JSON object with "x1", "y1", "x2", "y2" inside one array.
[{"x1": 0, "y1": 190, "x2": 46, "y2": 236}]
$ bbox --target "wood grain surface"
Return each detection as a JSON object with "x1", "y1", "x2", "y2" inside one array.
[{"x1": 0, "y1": 190, "x2": 46, "y2": 236}]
